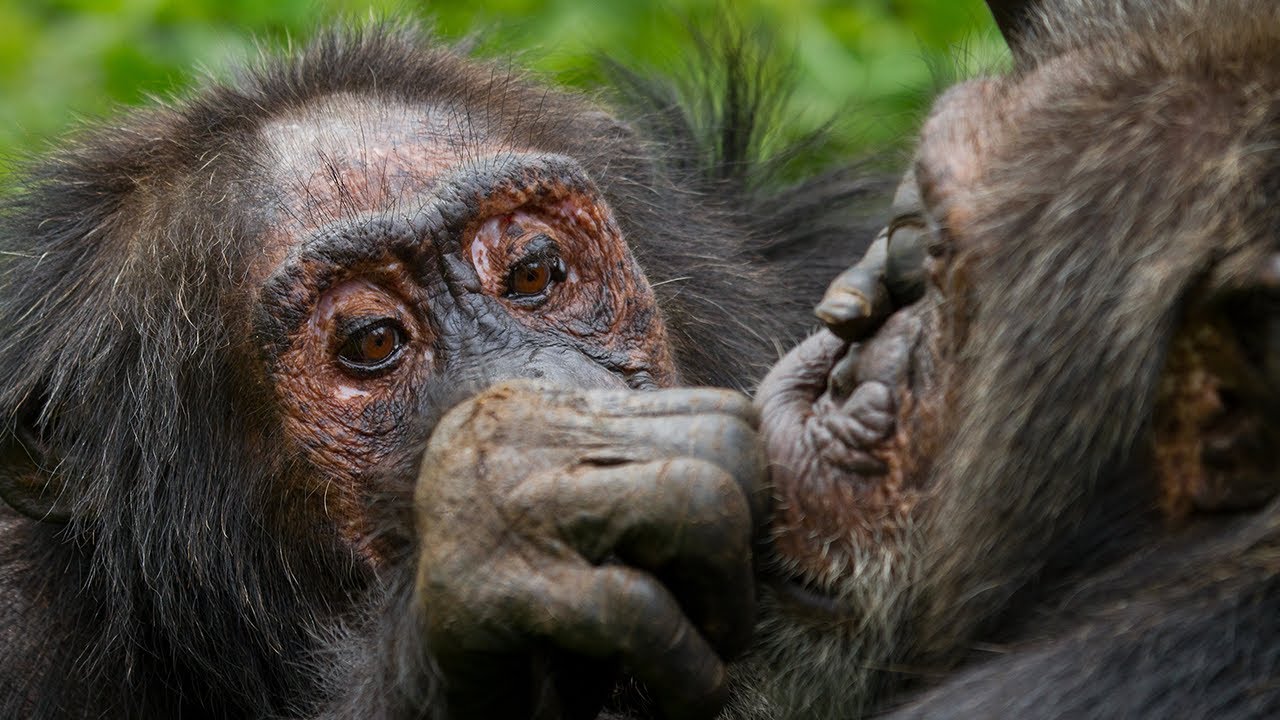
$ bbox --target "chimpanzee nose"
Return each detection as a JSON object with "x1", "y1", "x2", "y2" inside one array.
[
  {"x1": 470, "y1": 341, "x2": 630, "y2": 391},
  {"x1": 413, "y1": 152, "x2": 633, "y2": 393},
  {"x1": 440, "y1": 324, "x2": 629, "y2": 392}
]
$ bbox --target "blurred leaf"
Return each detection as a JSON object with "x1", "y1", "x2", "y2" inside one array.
[{"x1": 0, "y1": 0, "x2": 1005, "y2": 166}]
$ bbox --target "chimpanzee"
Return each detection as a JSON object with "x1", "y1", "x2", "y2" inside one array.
[
  {"x1": 0, "y1": 24, "x2": 884, "y2": 719},
  {"x1": 742, "y1": 0, "x2": 1280, "y2": 717}
]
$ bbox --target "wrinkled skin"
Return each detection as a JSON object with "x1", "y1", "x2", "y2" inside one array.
[
  {"x1": 249, "y1": 95, "x2": 765, "y2": 720},
  {"x1": 757, "y1": 171, "x2": 942, "y2": 598},
  {"x1": 733, "y1": 1, "x2": 1280, "y2": 718},
  {"x1": 416, "y1": 382, "x2": 765, "y2": 720},
  {"x1": 0, "y1": 26, "x2": 887, "y2": 720}
]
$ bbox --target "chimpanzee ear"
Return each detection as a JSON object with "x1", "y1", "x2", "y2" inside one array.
[{"x1": 0, "y1": 400, "x2": 73, "y2": 523}]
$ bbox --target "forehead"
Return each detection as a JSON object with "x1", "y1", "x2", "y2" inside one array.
[
  {"x1": 257, "y1": 93, "x2": 521, "y2": 233},
  {"x1": 916, "y1": 47, "x2": 1240, "y2": 204}
]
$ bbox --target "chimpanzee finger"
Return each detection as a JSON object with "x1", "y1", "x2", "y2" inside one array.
[
  {"x1": 884, "y1": 218, "x2": 927, "y2": 306},
  {"x1": 815, "y1": 232, "x2": 893, "y2": 341},
  {"x1": 504, "y1": 391, "x2": 767, "y2": 527},
  {"x1": 755, "y1": 331, "x2": 848, "y2": 431},
  {"x1": 601, "y1": 414, "x2": 767, "y2": 526},
  {"x1": 883, "y1": 166, "x2": 928, "y2": 306},
  {"x1": 559, "y1": 385, "x2": 759, "y2": 426},
  {"x1": 517, "y1": 563, "x2": 732, "y2": 720},
  {"x1": 507, "y1": 457, "x2": 756, "y2": 658}
]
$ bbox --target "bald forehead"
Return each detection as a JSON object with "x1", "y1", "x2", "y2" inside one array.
[
  {"x1": 261, "y1": 93, "x2": 494, "y2": 167},
  {"x1": 257, "y1": 94, "x2": 520, "y2": 232}
]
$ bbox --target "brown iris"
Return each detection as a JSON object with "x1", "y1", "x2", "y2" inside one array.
[
  {"x1": 512, "y1": 262, "x2": 552, "y2": 295},
  {"x1": 339, "y1": 322, "x2": 404, "y2": 369},
  {"x1": 507, "y1": 255, "x2": 565, "y2": 298}
]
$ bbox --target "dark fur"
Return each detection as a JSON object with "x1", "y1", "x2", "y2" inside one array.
[
  {"x1": 0, "y1": 24, "x2": 883, "y2": 718},
  {"x1": 682, "y1": 2, "x2": 1280, "y2": 718},
  {"x1": 892, "y1": 0, "x2": 1280, "y2": 715}
]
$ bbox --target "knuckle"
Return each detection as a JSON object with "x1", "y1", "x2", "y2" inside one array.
[
  {"x1": 658, "y1": 456, "x2": 722, "y2": 488},
  {"x1": 695, "y1": 387, "x2": 755, "y2": 416},
  {"x1": 663, "y1": 459, "x2": 752, "y2": 533},
  {"x1": 596, "y1": 566, "x2": 665, "y2": 635},
  {"x1": 714, "y1": 415, "x2": 762, "y2": 458},
  {"x1": 680, "y1": 414, "x2": 744, "y2": 454}
]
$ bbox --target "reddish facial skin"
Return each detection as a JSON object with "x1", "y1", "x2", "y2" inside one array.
[
  {"x1": 252, "y1": 97, "x2": 676, "y2": 559},
  {"x1": 463, "y1": 198, "x2": 676, "y2": 387}
]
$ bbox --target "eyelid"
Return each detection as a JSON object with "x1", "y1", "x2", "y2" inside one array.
[
  {"x1": 336, "y1": 315, "x2": 404, "y2": 343},
  {"x1": 335, "y1": 318, "x2": 408, "y2": 376},
  {"x1": 513, "y1": 233, "x2": 561, "y2": 262},
  {"x1": 504, "y1": 235, "x2": 568, "y2": 303}
]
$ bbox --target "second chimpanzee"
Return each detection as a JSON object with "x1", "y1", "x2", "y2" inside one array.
[
  {"x1": 0, "y1": 24, "x2": 882, "y2": 720},
  {"x1": 744, "y1": 0, "x2": 1280, "y2": 718}
]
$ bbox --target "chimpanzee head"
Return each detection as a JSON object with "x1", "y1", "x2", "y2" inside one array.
[
  {"x1": 746, "y1": 1, "x2": 1280, "y2": 716},
  {"x1": 248, "y1": 99, "x2": 682, "y2": 552},
  {"x1": 0, "y1": 26, "x2": 881, "y2": 710}
]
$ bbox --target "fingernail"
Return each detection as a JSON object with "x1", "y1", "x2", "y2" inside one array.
[{"x1": 815, "y1": 288, "x2": 870, "y2": 326}]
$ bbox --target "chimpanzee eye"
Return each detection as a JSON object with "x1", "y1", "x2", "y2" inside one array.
[
  {"x1": 337, "y1": 320, "x2": 405, "y2": 372},
  {"x1": 506, "y1": 253, "x2": 567, "y2": 299}
]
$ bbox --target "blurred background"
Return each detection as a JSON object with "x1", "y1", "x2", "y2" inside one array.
[{"x1": 0, "y1": 0, "x2": 1005, "y2": 165}]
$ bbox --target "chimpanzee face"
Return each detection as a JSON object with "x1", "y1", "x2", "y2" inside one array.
[{"x1": 246, "y1": 96, "x2": 677, "y2": 544}]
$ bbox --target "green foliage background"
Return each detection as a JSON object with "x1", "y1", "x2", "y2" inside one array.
[{"x1": 0, "y1": 0, "x2": 1005, "y2": 165}]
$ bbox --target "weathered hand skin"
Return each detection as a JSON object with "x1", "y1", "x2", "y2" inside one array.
[
  {"x1": 756, "y1": 189, "x2": 941, "y2": 595},
  {"x1": 413, "y1": 381, "x2": 767, "y2": 720},
  {"x1": 755, "y1": 307, "x2": 937, "y2": 593}
]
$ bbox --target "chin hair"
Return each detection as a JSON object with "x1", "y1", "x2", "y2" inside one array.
[{"x1": 722, "y1": 535, "x2": 917, "y2": 720}]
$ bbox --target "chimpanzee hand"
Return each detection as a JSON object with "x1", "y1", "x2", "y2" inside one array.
[
  {"x1": 764, "y1": 161, "x2": 934, "y2": 460},
  {"x1": 814, "y1": 167, "x2": 927, "y2": 344},
  {"x1": 414, "y1": 381, "x2": 767, "y2": 720},
  {"x1": 757, "y1": 182, "x2": 931, "y2": 559}
]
